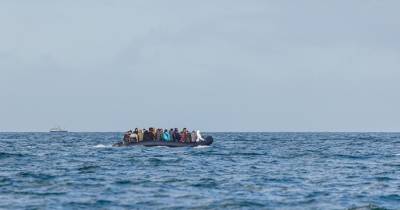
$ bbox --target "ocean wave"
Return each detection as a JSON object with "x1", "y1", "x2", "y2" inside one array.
[
  {"x1": 17, "y1": 172, "x2": 55, "y2": 180},
  {"x1": 0, "y1": 152, "x2": 26, "y2": 159},
  {"x1": 78, "y1": 165, "x2": 100, "y2": 173},
  {"x1": 2, "y1": 132, "x2": 400, "y2": 209},
  {"x1": 194, "y1": 145, "x2": 210, "y2": 149},
  {"x1": 93, "y1": 144, "x2": 111, "y2": 148},
  {"x1": 348, "y1": 204, "x2": 389, "y2": 210}
]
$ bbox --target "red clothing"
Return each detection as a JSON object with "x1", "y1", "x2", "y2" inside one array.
[{"x1": 180, "y1": 132, "x2": 187, "y2": 142}]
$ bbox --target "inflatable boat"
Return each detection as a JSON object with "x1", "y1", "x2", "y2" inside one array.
[{"x1": 113, "y1": 136, "x2": 214, "y2": 147}]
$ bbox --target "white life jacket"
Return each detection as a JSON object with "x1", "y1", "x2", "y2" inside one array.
[{"x1": 196, "y1": 130, "x2": 204, "y2": 142}]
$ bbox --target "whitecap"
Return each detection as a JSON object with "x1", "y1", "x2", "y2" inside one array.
[
  {"x1": 194, "y1": 145, "x2": 210, "y2": 149},
  {"x1": 93, "y1": 144, "x2": 111, "y2": 148}
]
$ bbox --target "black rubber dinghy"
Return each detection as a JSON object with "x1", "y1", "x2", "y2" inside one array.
[{"x1": 113, "y1": 136, "x2": 214, "y2": 147}]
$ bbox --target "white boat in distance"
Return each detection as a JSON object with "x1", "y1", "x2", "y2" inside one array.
[{"x1": 49, "y1": 126, "x2": 68, "y2": 133}]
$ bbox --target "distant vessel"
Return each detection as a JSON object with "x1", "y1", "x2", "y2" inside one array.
[{"x1": 49, "y1": 126, "x2": 68, "y2": 133}]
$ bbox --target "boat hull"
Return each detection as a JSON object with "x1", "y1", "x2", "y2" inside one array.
[{"x1": 113, "y1": 136, "x2": 213, "y2": 147}]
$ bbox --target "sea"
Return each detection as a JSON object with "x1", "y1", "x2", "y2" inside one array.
[{"x1": 0, "y1": 132, "x2": 399, "y2": 210}]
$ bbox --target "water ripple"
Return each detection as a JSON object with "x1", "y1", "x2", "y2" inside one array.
[{"x1": 0, "y1": 132, "x2": 399, "y2": 209}]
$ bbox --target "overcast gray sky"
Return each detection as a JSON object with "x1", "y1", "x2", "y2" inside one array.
[{"x1": 1, "y1": 0, "x2": 399, "y2": 132}]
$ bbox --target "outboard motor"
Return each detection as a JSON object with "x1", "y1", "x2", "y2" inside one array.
[{"x1": 204, "y1": 136, "x2": 214, "y2": 145}]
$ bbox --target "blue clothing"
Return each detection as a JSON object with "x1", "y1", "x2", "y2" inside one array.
[
  {"x1": 173, "y1": 132, "x2": 181, "y2": 142},
  {"x1": 162, "y1": 132, "x2": 170, "y2": 141}
]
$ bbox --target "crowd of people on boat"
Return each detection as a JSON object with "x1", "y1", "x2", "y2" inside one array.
[{"x1": 123, "y1": 128, "x2": 205, "y2": 144}]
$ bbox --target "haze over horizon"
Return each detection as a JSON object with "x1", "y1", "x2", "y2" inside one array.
[{"x1": 1, "y1": 1, "x2": 400, "y2": 132}]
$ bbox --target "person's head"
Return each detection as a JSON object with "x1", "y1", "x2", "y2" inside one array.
[
  {"x1": 164, "y1": 129, "x2": 168, "y2": 133},
  {"x1": 183, "y1": 128, "x2": 187, "y2": 132},
  {"x1": 174, "y1": 128, "x2": 178, "y2": 132},
  {"x1": 134, "y1": 128, "x2": 138, "y2": 132}
]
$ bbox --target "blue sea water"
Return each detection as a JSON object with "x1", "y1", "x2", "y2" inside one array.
[{"x1": 0, "y1": 132, "x2": 399, "y2": 210}]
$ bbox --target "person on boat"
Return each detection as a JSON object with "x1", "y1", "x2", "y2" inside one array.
[
  {"x1": 138, "y1": 129, "x2": 143, "y2": 141},
  {"x1": 156, "y1": 128, "x2": 162, "y2": 141},
  {"x1": 186, "y1": 131, "x2": 192, "y2": 142},
  {"x1": 148, "y1": 128, "x2": 153, "y2": 140},
  {"x1": 191, "y1": 130, "x2": 197, "y2": 142},
  {"x1": 183, "y1": 128, "x2": 192, "y2": 143},
  {"x1": 169, "y1": 129, "x2": 174, "y2": 141},
  {"x1": 173, "y1": 128, "x2": 181, "y2": 142},
  {"x1": 147, "y1": 128, "x2": 155, "y2": 141},
  {"x1": 134, "y1": 128, "x2": 139, "y2": 142},
  {"x1": 130, "y1": 130, "x2": 138, "y2": 142},
  {"x1": 180, "y1": 128, "x2": 187, "y2": 142},
  {"x1": 150, "y1": 127, "x2": 157, "y2": 140},
  {"x1": 161, "y1": 128, "x2": 165, "y2": 140},
  {"x1": 162, "y1": 129, "x2": 170, "y2": 141},
  {"x1": 150, "y1": 127, "x2": 156, "y2": 140},
  {"x1": 143, "y1": 129, "x2": 151, "y2": 141},
  {"x1": 123, "y1": 130, "x2": 131, "y2": 144},
  {"x1": 196, "y1": 130, "x2": 205, "y2": 142}
]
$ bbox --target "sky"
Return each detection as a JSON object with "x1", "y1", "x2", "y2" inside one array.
[{"x1": 0, "y1": 0, "x2": 399, "y2": 132}]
